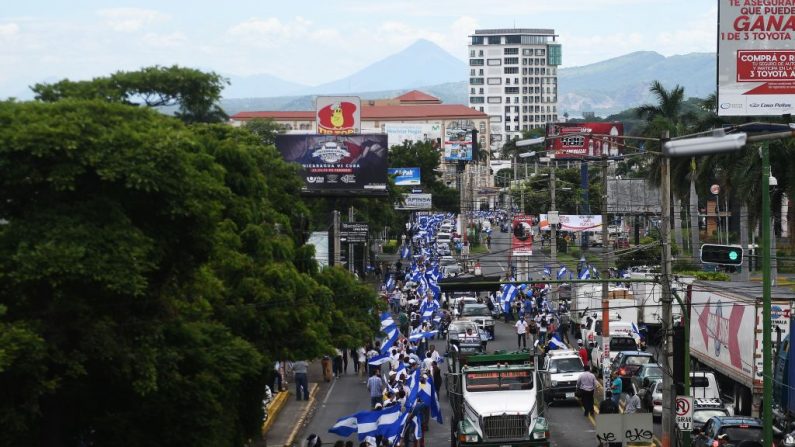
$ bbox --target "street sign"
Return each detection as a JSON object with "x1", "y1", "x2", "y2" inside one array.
[
  {"x1": 340, "y1": 222, "x2": 369, "y2": 243},
  {"x1": 675, "y1": 395, "x2": 693, "y2": 431}
]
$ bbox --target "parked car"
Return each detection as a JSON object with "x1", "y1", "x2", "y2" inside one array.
[
  {"x1": 693, "y1": 416, "x2": 764, "y2": 447},
  {"x1": 631, "y1": 363, "x2": 663, "y2": 396},
  {"x1": 692, "y1": 398, "x2": 731, "y2": 431}
]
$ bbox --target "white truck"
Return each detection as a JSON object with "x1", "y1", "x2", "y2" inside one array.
[
  {"x1": 688, "y1": 280, "x2": 795, "y2": 417},
  {"x1": 630, "y1": 272, "x2": 692, "y2": 339}
]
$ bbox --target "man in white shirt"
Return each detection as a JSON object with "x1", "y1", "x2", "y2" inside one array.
[{"x1": 515, "y1": 315, "x2": 528, "y2": 349}]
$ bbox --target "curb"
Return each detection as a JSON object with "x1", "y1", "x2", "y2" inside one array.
[
  {"x1": 284, "y1": 383, "x2": 320, "y2": 447},
  {"x1": 262, "y1": 390, "x2": 290, "y2": 435}
]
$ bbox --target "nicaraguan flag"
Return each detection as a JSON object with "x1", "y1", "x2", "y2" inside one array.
[
  {"x1": 579, "y1": 266, "x2": 591, "y2": 280},
  {"x1": 368, "y1": 351, "x2": 391, "y2": 366},
  {"x1": 501, "y1": 283, "x2": 518, "y2": 306},
  {"x1": 380, "y1": 312, "x2": 395, "y2": 331},
  {"x1": 557, "y1": 265, "x2": 568, "y2": 280},
  {"x1": 549, "y1": 334, "x2": 566, "y2": 350},
  {"x1": 400, "y1": 245, "x2": 411, "y2": 259},
  {"x1": 356, "y1": 404, "x2": 402, "y2": 440},
  {"x1": 543, "y1": 265, "x2": 552, "y2": 277},
  {"x1": 418, "y1": 378, "x2": 443, "y2": 424},
  {"x1": 409, "y1": 329, "x2": 438, "y2": 342},
  {"x1": 405, "y1": 368, "x2": 422, "y2": 410},
  {"x1": 381, "y1": 324, "x2": 400, "y2": 355},
  {"x1": 329, "y1": 413, "x2": 359, "y2": 437},
  {"x1": 386, "y1": 275, "x2": 396, "y2": 292},
  {"x1": 632, "y1": 322, "x2": 642, "y2": 337}
]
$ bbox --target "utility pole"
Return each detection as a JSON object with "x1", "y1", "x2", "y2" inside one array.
[
  {"x1": 761, "y1": 142, "x2": 773, "y2": 447},
  {"x1": 332, "y1": 210, "x2": 341, "y2": 266},
  {"x1": 348, "y1": 206, "x2": 355, "y2": 274},
  {"x1": 600, "y1": 154, "x2": 610, "y2": 397},
  {"x1": 660, "y1": 131, "x2": 675, "y2": 447},
  {"x1": 550, "y1": 159, "x2": 558, "y2": 304}
]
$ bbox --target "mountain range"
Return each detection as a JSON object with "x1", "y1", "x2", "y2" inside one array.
[{"x1": 221, "y1": 40, "x2": 716, "y2": 117}]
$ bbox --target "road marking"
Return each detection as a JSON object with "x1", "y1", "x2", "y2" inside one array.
[{"x1": 322, "y1": 377, "x2": 337, "y2": 406}]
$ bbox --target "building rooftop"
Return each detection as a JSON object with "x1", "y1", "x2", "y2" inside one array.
[
  {"x1": 231, "y1": 104, "x2": 487, "y2": 122},
  {"x1": 394, "y1": 90, "x2": 440, "y2": 103},
  {"x1": 473, "y1": 28, "x2": 555, "y2": 35}
]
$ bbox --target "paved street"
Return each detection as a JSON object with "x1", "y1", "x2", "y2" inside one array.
[{"x1": 300, "y1": 229, "x2": 651, "y2": 447}]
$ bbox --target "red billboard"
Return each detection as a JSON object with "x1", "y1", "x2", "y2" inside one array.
[
  {"x1": 511, "y1": 214, "x2": 535, "y2": 256},
  {"x1": 545, "y1": 122, "x2": 624, "y2": 159}
]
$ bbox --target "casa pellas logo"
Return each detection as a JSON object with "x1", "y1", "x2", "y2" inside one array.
[{"x1": 317, "y1": 102, "x2": 358, "y2": 134}]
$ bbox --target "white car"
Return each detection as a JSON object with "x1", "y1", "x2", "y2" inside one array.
[{"x1": 542, "y1": 350, "x2": 585, "y2": 403}]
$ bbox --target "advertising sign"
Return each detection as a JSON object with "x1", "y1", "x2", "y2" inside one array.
[
  {"x1": 444, "y1": 128, "x2": 473, "y2": 161},
  {"x1": 385, "y1": 123, "x2": 441, "y2": 148},
  {"x1": 388, "y1": 167, "x2": 421, "y2": 186},
  {"x1": 538, "y1": 214, "x2": 603, "y2": 232},
  {"x1": 511, "y1": 214, "x2": 535, "y2": 256},
  {"x1": 316, "y1": 96, "x2": 361, "y2": 134},
  {"x1": 340, "y1": 222, "x2": 369, "y2": 243},
  {"x1": 274, "y1": 134, "x2": 387, "y2": 195},
  {"x1": 718, "y1": 1, "x2": 795, "y2": 116},
  {"x1": 545, "y1": 122, "x2": 624, "y2": 159},
  {"x1": 395, "y1": 193, "x2": 432, "y2": 210}
]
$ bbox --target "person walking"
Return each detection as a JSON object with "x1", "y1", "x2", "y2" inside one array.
[
  {"x1": 527, "y1": 317, "x2": 538, "y2": 351},
  {"x1": 515, "y1": 315, "x2": 528, "y2": 349},
  {"x1": 576, "y1": 365, "x2": 597, "y2": 417},
  {"x1": 599, "y1": 391, "x2": 622, "y2": 447},
  {"x1": 367, "y1": 368, "x2": 384, "y2": 408},
  {"x1": 577, "y1": 340, "x2": 589, "y2": 367},
  {"x1": 293, "y1": 360, "x2": 310, "y2": 401}
]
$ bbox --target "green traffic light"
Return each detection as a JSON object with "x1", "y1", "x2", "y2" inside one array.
[{"x1": 729, "y1": 250, "x2": 738, "y2": 261}]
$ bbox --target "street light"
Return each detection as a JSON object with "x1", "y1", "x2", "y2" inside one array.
[
  {"x1": 516, "y1": 137, "x2": 546, "y2": 147},
  {"x1": 662, "y1": 129, "x2": 747, "y2": 157}
]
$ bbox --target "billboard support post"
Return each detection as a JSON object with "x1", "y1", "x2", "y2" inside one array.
[
  {"x1": 762, "y1": 142, "x2": 773, "y2": 447},
  {"x1": 660, "y1": 132, "x2": 674, "y2": 447},
  {"x1": 601, "y1": 154, "x2": 611, "y2": 401},
  {"x1": 348, "y1": 207, "x2": 355, "y2": 274}
]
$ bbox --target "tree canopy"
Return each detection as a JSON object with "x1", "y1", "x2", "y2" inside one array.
[{"x1": 0, "y1": 96, "x2": 379, "y2": 446}]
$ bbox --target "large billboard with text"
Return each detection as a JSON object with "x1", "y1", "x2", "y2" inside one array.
[
  {"x1": 511, "y1": 214, "x2": 535, "y2": 256},
  {"x1": 385, "y1": 123, "x2": 441, "y2": 148},
  {"x1": 388, "y1": 167, "x2": 421, "y2": 186},
  {"x1": 444, "y1": 128, "x2": 473, "y2": 161},
  {"x1": 545, "y1": 122, "x2": 624, "y2": 159},
  {"x1": 538, "y1": 214, "x2": 602, "y2": 232},
  {"x1": 275, "y1": 134, "x2": 388, "y2": 195},
  {"x1": 718, "y1": 1, "x2": 795, "y2": 116}
]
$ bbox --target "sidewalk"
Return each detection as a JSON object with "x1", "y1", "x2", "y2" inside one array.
[{"x1": 258, "y1": 360, "x2": 333, "y2": 447}]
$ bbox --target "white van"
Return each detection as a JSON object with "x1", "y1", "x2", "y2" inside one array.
[{"x1": 436, "y1": 232, "x2": 452, "y2": 244}]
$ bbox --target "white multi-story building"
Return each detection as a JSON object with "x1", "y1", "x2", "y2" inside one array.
[{"x1": 467, "y1": 28, "x2": 562, "y2": 149}]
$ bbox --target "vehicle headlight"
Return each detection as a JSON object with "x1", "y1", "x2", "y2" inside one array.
[
  {"x1": 550, "y1": 380, "x2": 558, "y2": 386},
  {"x1": 459, "y1": 434, "x2": 479, "y2": 443},
  {"x1": 784, "y1": 434, "x2": 795, "y2": 446},
  {"x1": 533, "y1": 431, "x2": 547, "y2": 440}
]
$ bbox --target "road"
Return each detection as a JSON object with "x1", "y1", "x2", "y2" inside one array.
[{"x1": 300, "y1": 228, "x2": 658, "y2": 447}]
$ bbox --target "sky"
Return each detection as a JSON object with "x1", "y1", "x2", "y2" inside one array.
[{"x1": 0, "y1": 0, "x2": 717, "y2": 98}]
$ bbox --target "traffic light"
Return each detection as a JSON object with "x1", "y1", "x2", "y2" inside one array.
[{"x1": 700, "y1": 244, "x2": 743, "y2": 266}]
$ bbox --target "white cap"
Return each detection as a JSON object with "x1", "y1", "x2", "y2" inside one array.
[
  {"x1": 365, "y1": 436, "x2": 377, "y2": 447},
  {"x1": 577, "y1": 339, "x2": 583, "y2": 344}
]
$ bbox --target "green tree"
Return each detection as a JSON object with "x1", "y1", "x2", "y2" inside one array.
[
  {"x1": 243, "y1": 118, "x2": 283, "y2": 146},
  {"x1": 388, "y1": 140, "x2": 460, "y2": 212},
  {"x1": 31, "y1": 65, "x2": 229, "y2": 124}
]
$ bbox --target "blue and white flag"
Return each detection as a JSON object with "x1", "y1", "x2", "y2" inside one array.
[
  {"x1": 556, "y1": 265, "x2": 568, "y2": 280},
  {"x1": 357, "y1": 404, "x2": 403, "y2": 440},
  {"x1": 386, "y1": 275, "x2": 396, "y2": 292},
  {"x1": 405, "y1": 368, "x2": 422, "y2": 410},
  {"x1": 381, "y1": 324, "x2": 400, "y2": 355},
  {"x1": 418, "y1": 378, "x2": 443, "y2": 424},
  {"x1": 578, "y1": 266, "x2": 591, "y2": 280},
  {"x1": 409, "y1": 329, "x2": 438, "y2": 342},
  {"x1": 549, "y1": 334, "x2": 567, "y2": 350},
  {"x1": 543, "y1": 265, "x2": 552, "y2": 277},
  {"x1": 631, "y1": 322, "x2": 642, "y2": 338},
  {"x1": 419, "y1": 298, "x2": 439, "y2": 321},
  {"x1": 500, "y1": 284, "x2": 518, "y2": 313},
  {"x1": 368, "y1": 351, "x2": 392, "y2": 366},
  {"x1": 380, "y1": 312, "x2": 396, "y2": 331},
  {"x1": 329, "y1": 412, "x2": 360, "y2": 437},
  {"x1": 400, "y1": 245, "x2": 411, "y2": 259}
]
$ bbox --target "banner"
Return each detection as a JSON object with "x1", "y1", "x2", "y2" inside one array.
[
  {"x1": 385, "y1": 123, "x2": 441, "y2": 148},
  {"x1": 316, "y1": 96, "x2": 361, "y2": 134},
  {"x1": 545, "y1": 122, "x2": 623, "y2": 159},
  {"x1": 511, "y1": 214, "x2": 535, "y2": 256},
  {"x1": 275, "y1": 134, "x2": 387, "y2": 195},
  {"x1": 388, "y1": 167, "x2": 421, "y2": 186},
  {"x1": 395, "y1": 193, "x2": 432, "y2": 210},
  {"x1": 443, "y1": 128, "x2": 473, "y2": 161},
  {"x1": 718, "y1": 1, "x2": 795, "y2": 116},
  {"x1": 538, "y1": 214, "x2": 602, "y2": 232}
]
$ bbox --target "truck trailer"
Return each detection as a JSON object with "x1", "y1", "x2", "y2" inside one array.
[{"x1": 688, "y1": 281, "x2": 795, "y2": 417}]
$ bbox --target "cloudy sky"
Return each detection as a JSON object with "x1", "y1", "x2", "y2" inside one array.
[{"x1": 1, "y1": 0, "x2": 716, "y2": 98}]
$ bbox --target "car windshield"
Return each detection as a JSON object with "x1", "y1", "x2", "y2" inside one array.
[
  {"x1": 624, "y1": 355, "x2": 652, "y2": 365},
  {"x1": 719, "y1": 426, "x2": 762, "y2": 443},
  {"x1": 462, "y1": 305, "x2": 490, "y2": 317},
  {"x1": 466, "y1": 369, "x2": 534, "y2": 392},
  {"x1": 610, "y1": 338, "x2": 638, "y2": 351},
  {"x1": 693, "y1": 409, "x2": 728, "y2": 424},
  {"x1": 641, "y1": 365, "x2": 663, "y2": 378},
  {"x1": 550, "y1": 358, "x2": 583, "y2": 373}
]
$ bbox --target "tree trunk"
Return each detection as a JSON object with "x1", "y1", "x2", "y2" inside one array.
[
  {"x1": 674, "y1": 196, "x2": 683, "y2": 255},
  {"x1": 690, "y1": 177, "x2": 700, "y2": 264}
]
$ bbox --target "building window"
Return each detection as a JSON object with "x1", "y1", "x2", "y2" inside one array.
[
  {"x1": 490, "y1": 116, "x2": 502, "y2": 122},
  {"x1": 505, "y1": 78, "x2": 510, "y2": 85},
  {"x1": 479, "y1": 107, "x2": 484, "y2": 112},
  {"x1": 470, "y1": 58, "x2": 484, "y2": 66},
  {"x1": 470, "y1": 77, "x2": 484, "y2": 85},
  {"x1": 479, "y1": 88, "x2": 484, "y2": 94},
  {"x1": 487, "y1": 36, "x2": 501, "y2": 44},
  {"x1": 470, "y1": 50, "x2": 475, "y2": 57},
  {"x1": 479, "y1": 69, "x2": 484, "y2": 75},
  {"x1": 504, "y1": 47, "x2": 519, "y2": 55},
  {"x1": 471, "y1": 88, "x2": 476, "y2": 94},
  {"x1": 505, "y1": 35, "x2": 521, "y2": 44},
  {"x1": 504, "y1": 57, "x2": 519, "y2": 65},
  {"x1": 487, "y1": 77, "x2": 502, "y2": 85},
  {"x1": 487, "y1": 58, "x2": 502, "y2": 66},
  {"x1": 535, "y1": 48, "x2": 546, "y2": 56},
  {"x1": 470, "y1": 69, "x2": 476, "y2": 76},
  {"x1": 487, "y1": 97, "x2": 502, "y2": 104},
  {"x1": 505, "y1": 87, "x2": 519, "y2": 94},
  {"x1": 504, "y1": 106, "x2": 511, "y2": 113},
  {"x1": 472, "y1": 36, "x2": 484, "y2": 45},
  {"x1": 470, "y1": 96, "x2": 484, "y2": 104},
  {"x1": 504, "y1": 67, "x2": 519, "y2": 74}
]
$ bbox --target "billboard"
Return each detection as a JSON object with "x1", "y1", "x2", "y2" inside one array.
[
  {"x1": 384, "y1": 123, "x2": 441, "y2": 148},
  {"x1": 718, "y1": 2, "x2": 795, "y2": 116},
  {"x1": 395, "y1": 193, "x2": 432, "y2": 210},
  {"x1": 274, "y1": 134, "x2": 388, "y2": 195},
  {"x1": 538, "y1": 214, "x2": 602, "y2": 232},
  {"x1": 388, "y1": 167, "x2": 421, "y2": 186},
  {"x1": 607, "y1": 178, "x2": 661, "y2": 214},
  {"x1": 444, "y1": 128, "x2": 473, "y2": 161},
  {"x1": 316, "y1": 96, "x2": 361, "y2": 134},
  {"x1": 545, "y1": 122, "x2": 624, "y2": 159},
  {"x1": 511, "y1": 214, "x2": 535, "y2": 256}
]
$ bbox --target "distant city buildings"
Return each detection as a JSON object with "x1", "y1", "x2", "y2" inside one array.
[{"x1": 467, "y1": 28, "x2": 562, "y2": 148}]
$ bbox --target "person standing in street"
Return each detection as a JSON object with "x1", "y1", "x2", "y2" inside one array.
[
  {"x1": 367, "y1": 368, "x2": 384, "y2": 408},
  {"x1": 624, "y1": 391, "x2": 642, "y2": 414},
  {"x1": 599, "y1": 391, "x2": 622, "y2": 447},
  {"x1": 515, "y1": 315, "x2": 528, "y2": 349},
  {"x1": 293, "y1": 360, "x2": 310, "y2": 401},
  {"x1": 610, "y1": 372, "x2": 623, "y2": 405},
  {"x1": 577, "y1": 340, "x2": 589, "y2": 366},
  {"x1": 576, "y1": 365, "x2": 597, "y2": 417}
]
